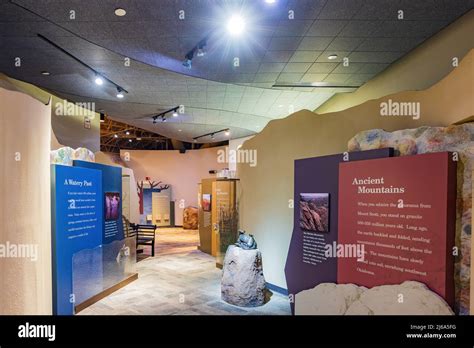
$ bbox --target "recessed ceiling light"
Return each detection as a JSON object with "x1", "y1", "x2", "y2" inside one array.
[
  {"x1": 41, "y1": 71, "x2": 50, "y2": 76},
  {"x1": 114, "y1": 134, "x2": 118, "y2": 138},
  {"x1": 128, "y1": 139, "x2": 132, "y2": 142},
  {"x1": 328, "y1": 54, "x2": 338, "y2": 60},
  {"x1": 178, "y1": 129, "x2": 182, "y2": 132},
  {"x1": 114, "y1": 8, "x2": 126, "y2": 17},
  {"x1": 227, "y1": 15, "x2": 245, "y2": 36},
  {"x1": 95, "y1": 76, "x2": 103, "y2": 85},
  {"x1": 125, "y1": 131, "x2": 130, "y2": 135}
]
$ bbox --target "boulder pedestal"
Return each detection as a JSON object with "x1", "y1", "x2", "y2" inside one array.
[
  {"x1": 182, "y1": 206, "x2": 198, "y2": 229},
  {"x1": 221, "y1": 245, "x2": 266, "y2": 307}
]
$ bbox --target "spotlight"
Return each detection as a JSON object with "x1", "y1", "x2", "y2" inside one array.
[
  {"x1": 196, "y1": 39, "x2": 207, "y2": 57},
  {"x1": 172, "y1": 111, "x2": 178, "y2": 117},
  {"x1": 182, "y1": 59, "x2": 192, "y2": 69},
  {"x1": 115, "y1": 8, "x2": 126, "y2": 17},
  {"x1": 114, "y1": 134, "x2": 118, "y2": 138},
  {"x1": 128, "y1": 139, "x2": 132, "y2": 143},
  {"x1": 95, "y1": 75, "x2": 104, "y2": 85},
  {"x1": 116, "y1": 87, "x2": 124, "y2": 99},
  {"x1": 227, "y1": 15, "x2": 245, "y2": 36},
  {"x1": 126, "y1": 131, "x2": 130, "y2": 135},
  {"x1": 225, "y1": 130, "x2": 230, "y2": 136}
]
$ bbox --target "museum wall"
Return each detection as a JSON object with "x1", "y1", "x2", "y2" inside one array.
[
  {"x1": 238, "y1": 49, "x2": 474, "y2": 290},
  {"x1": 316, "y1": 9, "x2": 474, "y2": 114},
  {"x1": 0, "y1": 87, "x2": 52, "y2": 314},
  {"x1": 0, "y1": 73, "x2": 100, "y2": 153},
  {"x1": 120, "y1": 147, "x2": 227, "y2": 226}
]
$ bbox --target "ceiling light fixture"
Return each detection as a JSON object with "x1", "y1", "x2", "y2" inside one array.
[
  {"x1": 125, "y1": 131, "x2": 130, "y2": 135},
  {"x1": 116, "y1": 87, "x2": 124, "y2": 99},
  {"x1": 136, "y1": 137, "x2": 142, "y2": 141},
  {"x1": 151, "y1": 106, "x2": 180, "y2": 123},
  {"x1": 114, "y1": 8, "x2": 126, "y2": 17},
  {"x1": 227, "y1": 15, "x2": 245, "y2": 36},
  {"x1": 41, "y1": 71, "x2": 50, "y2": 76},
  {"x1": 265, "y1": 0, "x2": 277, "y2": 3},
  {"x1": 37, "y1": 34, "x2": 128, "y2": 97},
  {"x1": 95, "y1": 75, "x2": 104, "y2": 85},
  {"x1": 193, "y1": 128, "x2": 230, "y2": 142},
  {"x1": 128, "y1": 139, "x2": 132, "y2": 143},
  {"x1": 328, "y1": 54, "x2": 338, "y2": 60},
  {"x1": 114, "y1": 134, "x2": 118, "y2": 138}
]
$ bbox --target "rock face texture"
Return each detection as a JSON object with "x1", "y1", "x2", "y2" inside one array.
[
  {"x1": 182, "y1": 206, "x2": 198, "y2": 229},
  {"x1": 50, "y1": 146, "x2": 95, "y2": 166},
  {"x1": 348, "y1": 124, "x2": 474, "y2": 315},
  {"x1": 296, "y1": 281, "x2": 454, "y2": 315},
  {"x1": 221, "y1": 245, "x2": 266, "y2": 307}
]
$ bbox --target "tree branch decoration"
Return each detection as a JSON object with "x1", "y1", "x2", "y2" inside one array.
[{"x1": 137, "y1": 179, "x2": 170, "y2": 214}]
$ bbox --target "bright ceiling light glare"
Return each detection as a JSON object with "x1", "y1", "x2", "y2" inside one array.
[
  {"x1": 328, "y1": 54, "x2": 338, "y2": 60},
  {"x1": 114, "y1": 134, "x2": 118, "y2": 138},
  {"x1": 172, "y1": 111, "x2": 178, "y2": 117},
  {"x1": 114, "y1": 8, "x2": 126, "y2": 17},
  {"x1": 116, "y1": 87, "x2": 124, "y2": 99},
  {"x1": 94, "y1": 76, "x2": 103, "y2": 85},
  {"x1": 227, "y1": 15, "x2": 245, "y2": 36},
  {"x1": 128, "y1": 139, "x2": 132, "y2": 143},
  {"x1": 265, "y1": 0, "x2": 277, "y2": 3},
  {"x1": 125, "y1": 131, "x2": 130, "y2": 135},
  {"x1": 178, "y1": 129, "x2": 182, "y2": 132},
  {"x1": 41, "y1": 71, "x2": 50, "y2": 76},
  {"x1": 136, "y1": 137, "x2": 142, "y2": 141},
  {"x1": 225, "y1": 130, "x2": 230, "y2": 136}
]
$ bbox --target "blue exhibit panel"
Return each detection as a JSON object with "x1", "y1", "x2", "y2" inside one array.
[
  {"x1": 73, "y1": 160, "x2": 124, "y2": 243},
  {"x1": 51, "y1": 164, "x2": 103, "y2": 315}
]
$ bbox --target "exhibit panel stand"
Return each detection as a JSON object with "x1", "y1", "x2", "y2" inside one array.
[
  {"x1": 198, "y1": 178, "x2": 240, "y2": 266},
  {"x1": 214, "y1": 179, "x2": 240, "y2": 268},
  {"x1": 51, "y1": 162, "x2": 137, "y2": 315},
  {"x1": 198, "y1": 179, "x2": 214, "y2": 255}
]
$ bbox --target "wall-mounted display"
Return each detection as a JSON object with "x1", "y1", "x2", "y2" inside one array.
[
  {"x1": 337, "y1": 152, "x2": 456, "y2": 308},
  {"x1": 285, "y1": 148, "x2": 394, "y2": 314},
  {"x1": 105, "y1": 192, "x2": 120, "y2": 220},
  {"x1": 299, "y1": 193, "x2": 329, "y2": 232},
  {"x1": 202, "y1": 193, "x2": 212, "y2": 212}
]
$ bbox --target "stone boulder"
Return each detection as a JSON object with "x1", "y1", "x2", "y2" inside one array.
[
  {"x1": 182, "y1": 206, "x2": 198, "y2": 229},
  {"x1": 221, "y1": 245, "x2": 266, "y2": 307},
  {"x1": 295, "y1": 281, "x2": 454, "y2": 315}
]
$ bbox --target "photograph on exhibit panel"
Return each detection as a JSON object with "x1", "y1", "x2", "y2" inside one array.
[
  {"x1": 299, "y1": 193, "x2": 329, "y2": 233},
  {"x1": 202, "y1": 193, "x2": 212, "y2": 212},
  {"x1": 105, "y1": 192, "x2": 121, "y2": 220}
]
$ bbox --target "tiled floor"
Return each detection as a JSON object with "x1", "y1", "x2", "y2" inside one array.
[{"x1": 79, "y1": 228, "x2": 291, "y2": 315}]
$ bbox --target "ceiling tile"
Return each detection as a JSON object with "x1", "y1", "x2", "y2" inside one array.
[{"x1": 307, "y1": 20, "x2": 347, "y2": 36}]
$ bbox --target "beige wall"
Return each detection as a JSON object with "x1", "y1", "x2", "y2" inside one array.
[
  {"x1": 0, "y1": 73, "x2": 100, "y2": 153},
  {"x1": 238, "y1": 49, "x2": 474, "y2": 289},
  {"x1": 120, "y1": 147, "x2": 227, "y2": 225},
  {"x1": 0, "y1": 87, "x2": 52, "y2": 314},
  {"x1": 317, "y1": 10, "x2": 474, "y2": 114}
]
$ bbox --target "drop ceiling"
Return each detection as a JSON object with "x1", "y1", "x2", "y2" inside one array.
[{"x1": 0, "y1": 0, "x2": 472, "y2": 143}]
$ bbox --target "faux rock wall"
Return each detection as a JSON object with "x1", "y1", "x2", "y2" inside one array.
[{"x1": 348, "y1": 123, "x2": 474, "y2": 314}]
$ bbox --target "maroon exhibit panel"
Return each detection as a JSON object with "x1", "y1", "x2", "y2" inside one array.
[{"x1": 337, "y1": 152, "x2": 456, "y2": 307}]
